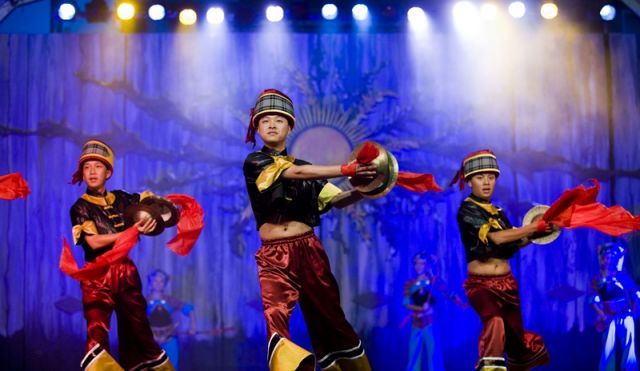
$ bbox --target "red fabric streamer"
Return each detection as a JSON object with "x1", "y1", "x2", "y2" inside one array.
[
  {"x1": 0, "y1": 172, "x2": 31, "y2": 200},
  {"x1": 542, "y1": 179, "x2": 640, "y2": 236},
  {"x1": 354, "y1": 142, "x2": 441, "y2": 194},
  {"x1": 165, "y1": 194, "x2": 204, "y2": 256},
  {"x1": 59, "y1": 227, "x2": 140, "y2": 281},
  {"x1": 396, "y1": 171, "x2": 442, "y2": 193},
  {"x1": 59, "y1": 194, "x2": 203, "y2": 280}
]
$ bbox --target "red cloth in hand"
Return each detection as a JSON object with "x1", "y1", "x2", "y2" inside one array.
[
  {"x1": 396, "y1": 172, "x2": 442, "y2": 193},
  {"x1": 356, "y1": 142, "x2": 380, "y2": 164},
  {"x1": 536, "y1": 219, "x2": 548, "y2": 233},
  {"x1": 0, "y1": 172, "x2": 31, "y2": 200},
  {"x1": 342, "y1": 142, "x2": 379, "y2": 176},
  {"x1": 165, "y1": 194, "x2": 204, "y2": 256},
  {"x1": 543, "y1": 179, "x2": 640, "y2": 236},
  {"x1": 59, "y1": 227, "x2": 140, "y2": 281},
  {"x1": 354, "y1": 142, "x2": 441, "y2": 194},
  {"x1": 340, "y1": 163, "x2": 358, "y2": 177}
]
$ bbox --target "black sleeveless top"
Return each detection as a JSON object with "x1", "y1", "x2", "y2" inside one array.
[
  {"x1": 456, "y1": 194, "x2": 521, "y2": 263},
  {"x1": 243, "y1": 146, "x2": 330, "y2": 230},
  {"x1": 70, "y1": 189, "x2": 140, "y2": 262}
]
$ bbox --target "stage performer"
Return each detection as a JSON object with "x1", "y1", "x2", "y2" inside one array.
[
  {"x1": 69, "y1": 139, "x2": 173, "y2": 371},
  {"x1": 243, "y1": 89, "x2": 376, "y2": 370},
  {"x1": 403, "y1": 252, "x2": 466, "y2": 371},
  {"x1": 590, "y1": 242, "x2": 639, "y2": 371},
  {"x1": 147, "y1": 269, "x2": 197, "y2": 370},
  {"x1": 451, "y1": 149, "x2": 551, "y2": 371}
]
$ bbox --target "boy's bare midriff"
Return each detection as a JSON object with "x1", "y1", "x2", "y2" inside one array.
[
  {"x1": 467, "y1": 257, "x2": 511, "y2": 275},
  {"x1": 259, "y1": 220, "x2": 313, "y2": 240}
]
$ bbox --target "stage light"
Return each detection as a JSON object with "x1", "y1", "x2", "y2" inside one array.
[
  {"x1": 148, "y1": 4, "x2": 165, "y2": 21},
  {"x1": 266, "y1": 5, "x2": 284, "y2": 22},
  {"x1": 407, "y1": 7, "x2": 427, "y2": 30},
  {"x1": 116, "y1": 2, "x2": 135, "y2": 21},
  {"x1": 540, "y1": 3, "x2": 558, "y2": 19},
  {"x1": 206, "y1": 7, "x2": 225, "y2": 24},
  {"x1": 508, "y1": 1, "x2": 526, "y2": 18},
  {"x1": 179, "y1": 9, "x2": 197, "y2": 25},
  {"x1": 322, "y1": 4, "x2": 338, "y2": 20},
  {"x1": 58, "y1": 3, "x2": 76, "y2": 20},
  {"x1": 480, "y1": 3, "x2": 497, "y2": 21},
  {"x1": 352, "y1": 4, "x2": 369, "y2": 21},
  {"x1": 600, "y1": 4, "x2": 616, "y2": 21},
  {"x1": 453, "y1": 1, "x2": 479, "y2": 31}
]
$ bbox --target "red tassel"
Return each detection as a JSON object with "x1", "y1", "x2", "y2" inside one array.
[
  {"x1": 397, "y1": 172, "x2": 442, "y2": 193},
  {"x1": 356, "y1": 142, "x2": 380, "y2": 164},
  {"x1": 0, "y1": 172, "x2": 31, "y2": 200},
  {"x1": 245, "y1": 108, "x2": 257, "y2": 146},
  {"x1": 542, "y1": 179, "x2": 640, "y2": 236},
  {"x1": 165, "y1": 194, "x2": 204, "y2": 256},
  {"x1": 448, "y1": 168, "x2": 464, "y2": 190},
  {"x1": 59, "y1": 227, "x2": 140, "y2": 281}
]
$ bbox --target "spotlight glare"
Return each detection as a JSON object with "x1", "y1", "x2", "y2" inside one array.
[
  {"x1": 206, "y1": 7, "x2": 225, "y2": 24},
  {"x1": 266, "y1": 5, "x2": 284, "y2": 22},
  {"x1": 600, "y1": 5, "x2": 616, "y2": 21},
  {"x1": 352, "y1": 4, "x2": 369, "y2": 21},
  {"x1": 179, "y1": 9, "x2": 198, "y2": 25},
  {"x1": 322, "y1": 4, "x2": 338, "y2": 20},
  {"x1": 480, "y1": 3, "x2": 497, "y2": 21},
  {"x1": 540, "y1": 3, "x2": 558, "y2": 20},
  {"x1": 508, "y1": 1, "x2": 526, "y2": 18},
  {"x1": 407, "y1": 7, "x2": 427, "y2": 30},
  {"x1": 58, "y1": 3, "x2": 76, "y2": 20},
  {"x1": 116, "y1": 2, "x2": 136, "y2": 21},
  {"x1": 453, "y1": 1, "x2": 479, "y2": 31},
  {"x1": 148, "y1": 4, "x2": 165, "y2": 21}
]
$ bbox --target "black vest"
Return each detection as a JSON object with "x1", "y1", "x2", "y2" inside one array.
[
  {"x1": 243, "y1": 146, "x2": 329, "y2": 230},
  {"x1": 456, "y1": 195, "x2": 520, "y2": 263}
]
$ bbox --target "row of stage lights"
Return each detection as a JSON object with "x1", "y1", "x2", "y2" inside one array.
[{"x1": 57, "y1": 2, "x2": 621, "y2": 26}]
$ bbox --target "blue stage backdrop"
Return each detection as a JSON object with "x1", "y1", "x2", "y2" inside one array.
[{"x1": 0, "y1": 29, "x2": 639, "y2": 370}]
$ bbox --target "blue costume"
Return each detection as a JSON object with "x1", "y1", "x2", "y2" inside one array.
[
  {"x1": 403, "y1": 253, "x2": 464, "y2": 371},
  {"x1": 403, "y1": 275, "x2": 445, "y2": 371},
  {"x1": 146, "y1": 270, "x2": 194, "y2": 371},
  {"x1": 590, "y1": 243, "x2": 639, "y2": 371}
]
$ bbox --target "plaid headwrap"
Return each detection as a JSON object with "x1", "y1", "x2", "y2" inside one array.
[
  {"x1": 449, "y1": 149, "x2": 500, "y2": 190},
  {"x1": 245, "y1": 89, "x2": 296, "y2": 146},
  {"x1": 70, "y1": 139, "x2": 115, "y2": 185}
]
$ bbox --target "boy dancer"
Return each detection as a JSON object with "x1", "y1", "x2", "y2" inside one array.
[
  {"x1": 452, "y1": 150, "x2": 551, "y2": 371},
  {"x1": 243, "y1": 89, "x2": 375, "y2": 370},
  {"x1": 69, "y1": 139, "x2": 173, "y2": 371}
]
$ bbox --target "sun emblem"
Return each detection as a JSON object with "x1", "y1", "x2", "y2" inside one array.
[{"x1": 288, "y1": 96, "x2": 370, "y2": 166}]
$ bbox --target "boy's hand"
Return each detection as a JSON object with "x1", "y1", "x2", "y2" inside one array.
[{"x1": 135, "y1": 218, "x2": 157, "y2": 235}]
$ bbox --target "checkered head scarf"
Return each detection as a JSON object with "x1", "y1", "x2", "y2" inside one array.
[
  {"x1": 449, "y1": 149, "x2": 500, "y2": 190},
  {"x1": 245, "y1": 89, "x2": 296, "y2": 147},
  {"x1": 70, "y1": 139, "x2": 115, "y2": 185}
]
